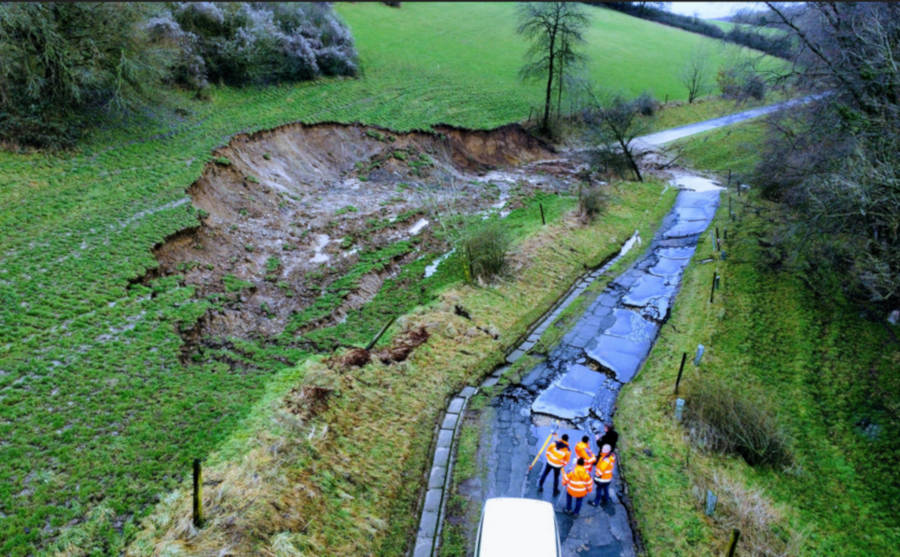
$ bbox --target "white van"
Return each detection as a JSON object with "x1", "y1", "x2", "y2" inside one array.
[{"x1": 474, "y1": 497, "x2": 561, "y2": 557}]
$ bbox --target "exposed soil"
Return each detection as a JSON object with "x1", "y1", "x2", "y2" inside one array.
[{"x1": 136, "y1": 121, "x2": 595, "y2": 364}]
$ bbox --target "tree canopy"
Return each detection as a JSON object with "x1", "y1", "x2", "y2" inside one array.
[{"x1": 516, "y1": 2, "x2": 589, "y2": 132}]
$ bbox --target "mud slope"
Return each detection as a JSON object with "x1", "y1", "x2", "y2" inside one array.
[{"x1": 138, "y1": 122, "x2": 590, "y2": 361}]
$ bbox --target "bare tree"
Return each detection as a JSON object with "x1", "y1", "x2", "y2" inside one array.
[
  {"x1": 679, "y1": 44, "x2": 712, "y2": 103},
  {"x1": 582, "y1": 89, "x2": 651, "y2": 182},
  {"x1": 755, "y1": 2, "x2": 900, "y2": 305},
  {"x1": 554, "y1": 29, "x2": 586, "y2": 118},
  {"x1": 517, "y1": 2, "x2": 589, "y2": 132}
]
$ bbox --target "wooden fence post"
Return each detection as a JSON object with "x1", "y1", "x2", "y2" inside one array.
[
  {"x1": 193, "y1": 458, "x2": 203, "y2": 528},
  {"x1": 726, "y1": 529, "x2": 741, "y2": 557},
  {"x1": 674, "y1": 352, "x2": 687, "y2": 394},
  {"x1": 540, "y1": 203, "x2": 546, "y2": 225},
  {"x1": 366, "y1": 316, "x2": 396, "y2": 350}
]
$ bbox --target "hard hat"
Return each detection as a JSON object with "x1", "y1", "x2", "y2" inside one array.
[{"x1": 601, "y1": 444, "x2": 611, "y2": 454}]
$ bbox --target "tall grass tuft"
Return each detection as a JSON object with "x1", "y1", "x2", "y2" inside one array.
[
  {"x1": 577, "y1": 183, "x2": 608, "y2": 222},
  {"x1": 685, "y1": 376, "x2": 791, "y2": 467},
  {"x1": 461, "y1": 221, "x2": 510, "y2": 283}
]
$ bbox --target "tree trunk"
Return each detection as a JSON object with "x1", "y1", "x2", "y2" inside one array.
[
  {"x1": 556, "y1": 56, "x2": 564, "y2": 118},
  {"x1": 619, "y1": 138, "x2": 643, "y2": 182},
  {"x1": 543, "y1": 18, "x2": 559, "y2": 132}
]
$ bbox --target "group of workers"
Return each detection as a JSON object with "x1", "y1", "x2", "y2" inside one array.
[{"x1": 536, "y1": 423, "x2": 619, "y2": 516}]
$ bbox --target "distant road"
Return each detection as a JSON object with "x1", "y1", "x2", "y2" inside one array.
[{"x1": 637, "y1": 93, "x2": 825, "y2": 147}]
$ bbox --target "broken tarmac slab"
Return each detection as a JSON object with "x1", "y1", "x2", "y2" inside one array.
[
  {"x1": 647, "y1": 255, "x2": 687, "y2": 279},
  {"x1": 586, "y1": 333, "x2": 655, "y2": 383},
  {"x1": 532, "y1": 363, "x2": 609, "y2": 421},
  {"x1": 655, "y1": 245, "x2": 696, "y2": 260}
]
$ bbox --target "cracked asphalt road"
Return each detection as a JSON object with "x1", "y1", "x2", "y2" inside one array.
[{"x1": 461, "y1": 175, "x2": 721, "y2": 556}]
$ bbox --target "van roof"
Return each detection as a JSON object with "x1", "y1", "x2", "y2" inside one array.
[{"x1": 478, "y1": 497, "x2": 558, "y2": 556}]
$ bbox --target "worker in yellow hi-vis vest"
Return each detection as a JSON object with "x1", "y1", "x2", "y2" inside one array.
[
  {"x1": 562, "y1": 457, "x2": 593, "y2": 516},
  {"x1": 589, "y1": 444, "x2": 616, "y2": 506},
  {"x1": 574, "y1": 435, "x2": 596, "y2": 473},
  {"x1": 537, "y1": 433, "x2": 570, "y2": 497}
]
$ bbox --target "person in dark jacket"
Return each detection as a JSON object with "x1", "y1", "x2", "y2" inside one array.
[{"x1": 595, "y1": 423, "x2": 618, "y2": 453}]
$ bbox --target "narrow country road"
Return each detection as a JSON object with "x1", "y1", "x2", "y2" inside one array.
[
  {"x1": 462, "y1": 173, "x2": 721, "y2": 556},
  {"x1": 635, "y1": 93, "x2": 822, "y2": 147},
  {"x1": 418, "y1": 94, "x2": 815, "y2": 557}
]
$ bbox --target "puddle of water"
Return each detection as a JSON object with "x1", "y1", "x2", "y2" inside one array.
[
  {"x1": 309, "y1": 234, "x2": 331, "y2": 264},
  {"x1": 424, "y1": 248, "x2": 455, "y2": 278},
  {"x1": 670, "y1": 173, "x2": 722, "y2": 192},
  {"x1": 408, "y1": 218, "x2": 429, "y2": 236},
  {"x1": 618, "y1": 230, "x2": 641, "y2": 257}
]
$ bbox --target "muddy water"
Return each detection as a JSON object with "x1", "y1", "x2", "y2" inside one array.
[{"x1": 467, "y1": 174, "x2": 721, "y2": 556}]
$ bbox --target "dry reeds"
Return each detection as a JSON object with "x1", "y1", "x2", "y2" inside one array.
[
  {"x1": 694, "y1": 472, "x2": 807, "y2": 556},
  {"x1": 685, "y1": 376, "x2": 791, "y2": 468}
]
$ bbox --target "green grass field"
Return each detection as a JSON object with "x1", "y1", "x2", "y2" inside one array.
[
  {"x1": 615, "y1": 124, "x2": 900, "y2": 554},
  {"x1": 0, "y1": 3, "x2": 785, "y2": 553}
]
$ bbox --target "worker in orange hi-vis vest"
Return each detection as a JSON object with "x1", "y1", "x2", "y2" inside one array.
[
  {"x1": 561, "y1": 457, "x2": 593, "y2": 516},
  {"x1": 538, "y1": 433, "x2": 570, "y2": 497},
  {"x1": 574, "y1": 435, "x2": 596, "y2": 473},
  {"x1": 589, "y1": 444, "x2": 616, "y2": 506}
]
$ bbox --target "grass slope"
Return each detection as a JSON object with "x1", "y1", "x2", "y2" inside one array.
[
  {"x1": 0, "y1": 2, "x2": 783, "y2": 553},
  {"x1": 616, "y1": 125, "x2": 900, "y2": 554}
]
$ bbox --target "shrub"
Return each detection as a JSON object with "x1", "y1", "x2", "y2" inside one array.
[
  {"x1": 590, "y1": 144, "x2": 632, "y2": 180},
  {"x1": 685, "y1": 376, "x2": 791, "y2": 467},
  {"x1": 0, "y1": 3, "x2": 164, "y2": 147},
  {"x1": 634, "y1": 91, "x2": 659, "y2": 116},
  {"x1": 743, "y1": 74, "x2": 766, "y2": 100},
  {"x1": 717, "y1": 62, "x2": 766, "y2": 102},
  {"x1": 150, "y1": 2, "x2": 359, "y2": 90},
  {"x1": 461, "y1": 221, "x2": 510, "y2": 283},
  {"x1": 578, "y1": 184, "x2": 608, "y2": 222}
]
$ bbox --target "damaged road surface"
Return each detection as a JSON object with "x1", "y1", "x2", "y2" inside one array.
[{"x1": 462, "y1": 173, "x2": 721, "y2": 556}]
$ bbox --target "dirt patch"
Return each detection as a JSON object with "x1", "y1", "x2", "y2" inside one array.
[
  {"x1": 374, "y1": 324, "x2": 430, "y2": 364},
  {"x1": 135, "y1": 121, "x2": 589, "y2": 365}
]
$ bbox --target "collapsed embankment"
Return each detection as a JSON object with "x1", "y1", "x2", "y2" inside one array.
[{"x1": 134, "y1": 122, "x2": 570, "y2": 362}]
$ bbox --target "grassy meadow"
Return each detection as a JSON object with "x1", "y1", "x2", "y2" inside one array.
[
  {"x1": 615, "y1": 123, "x2": 900, "y2": 554},
  {"x1": 0, "y1": 2, "x2": 785, "y2": 553}
]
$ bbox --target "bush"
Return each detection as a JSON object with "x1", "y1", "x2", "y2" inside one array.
[
  {"x1": 461, "y1": 221, "x2": 510, "y2": 283},
  {"x1": 148, "y1": 2, "x2": 358, "y2": 91},
  {"x1": 717, "y1": 62, "x2": 766, "y2": 102},
  {"x1": 578, "y1": 184, "x2": 608, "y2": 222},
  {"x1": 743, "y1": 74, "x2": 766, "y2": 100},
  {"x1": 685, "y1": 376, "x2": 791, "y2": 467},
  {"x1": 0, "y1": 3, "x2": 163, "y2": 147},
  {"x1": 634, "y1": 91, "x2": 659, "y2": 116},
  {"x1": 590, "y1": 144, "x2": 632, "y2": 180}
]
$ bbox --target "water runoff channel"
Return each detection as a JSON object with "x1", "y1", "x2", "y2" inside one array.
[{"x1": 450, "y1": 172, "x2": 722, "y2": 557}]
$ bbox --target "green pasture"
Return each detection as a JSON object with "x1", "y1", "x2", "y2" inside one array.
[{"x1": 0, "y1": 2, "x2": 784, "y2": 553}]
